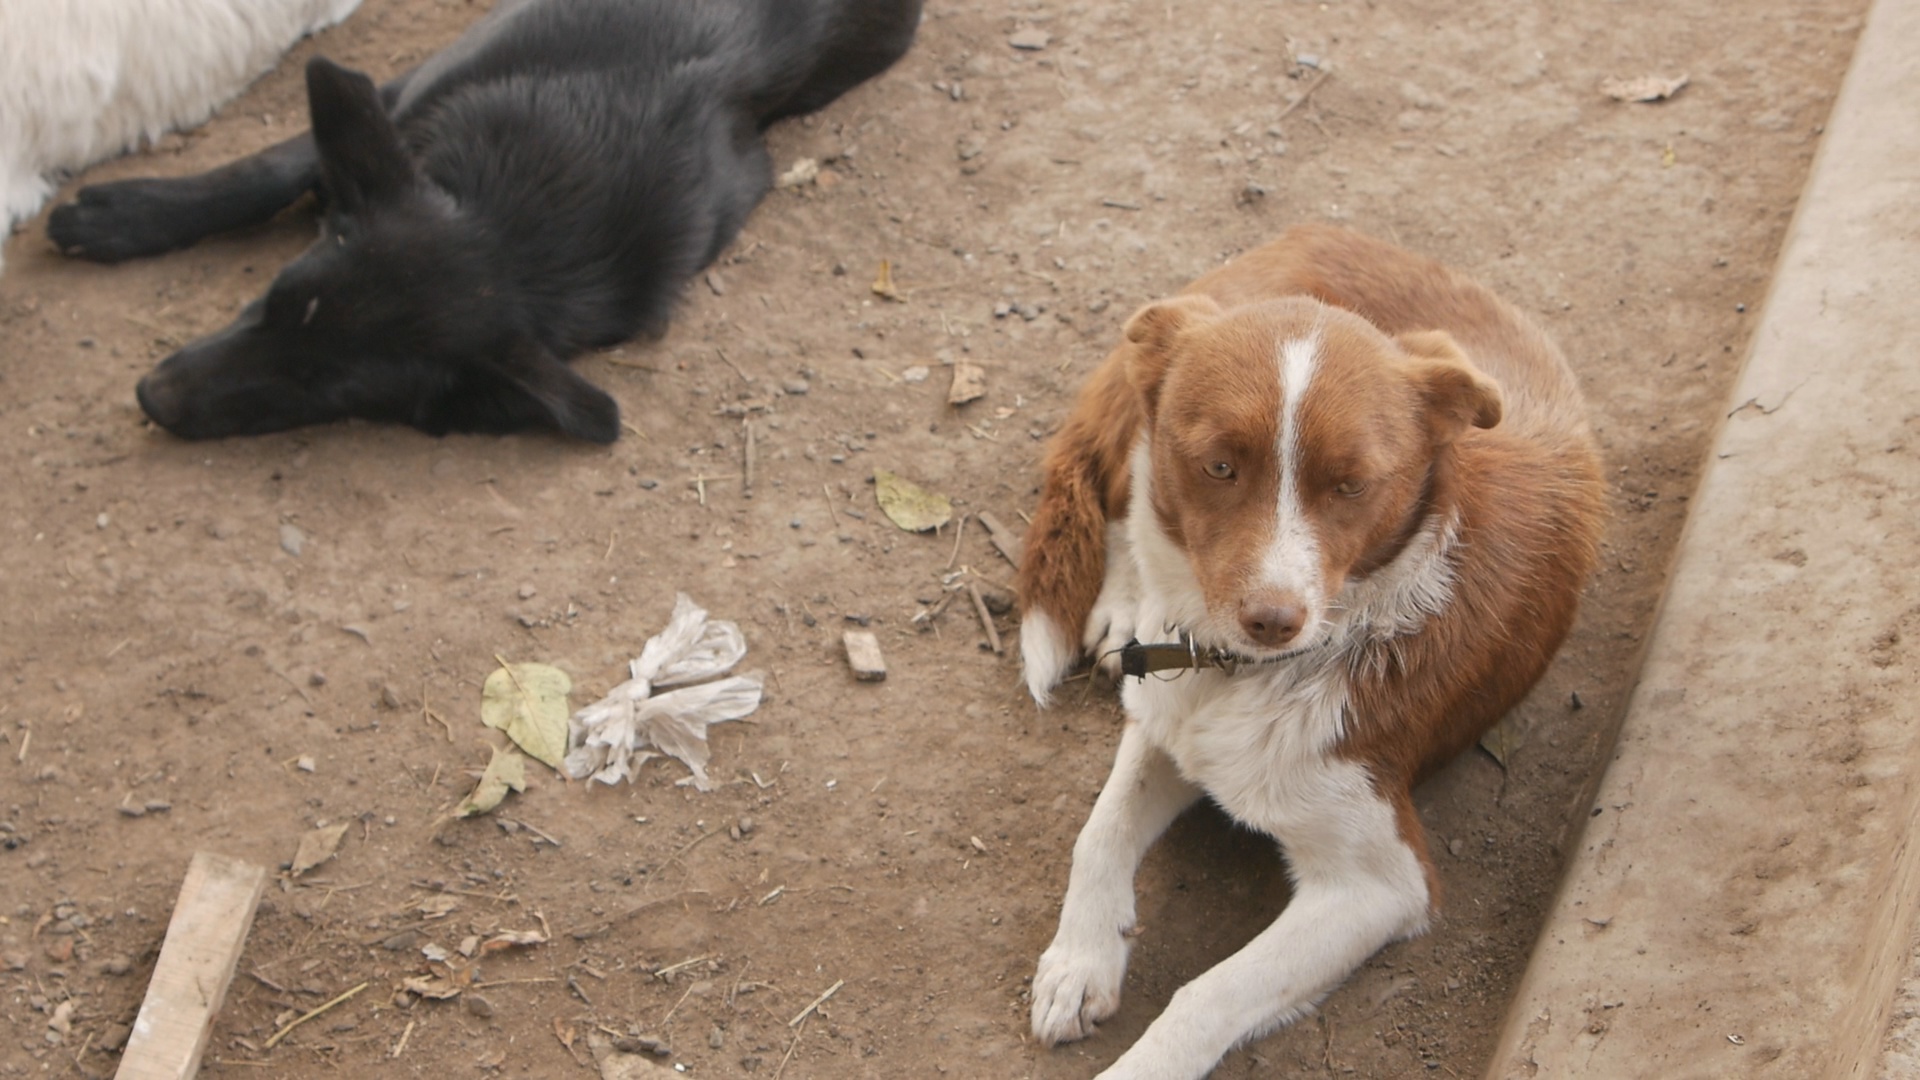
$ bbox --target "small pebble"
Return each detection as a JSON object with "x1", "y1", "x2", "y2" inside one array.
[
  {"x1": 782, "y1": 379, "x2": 811, "y2": 396},
  {"x1": 144, "y1": 800, "x2": 171, "y2": 813},
  {"x1": 1009, "y1": 27, "x2": 1051, "y2": 49},
  {"x1": 518, "y1": 584, "x2": 537, "y2": 600},
  {"x1": 708, "y1": 1026, "x2": 726, "y2": 1050},
  {"x1": 465, "y1": 993, "x2": 496, "y2": 1019},
  {"x1": 99, "y1": 955, "x2": 132, "y2": 977},
  {"x1": 95, "y1": 513, "x2": 109, "y2": 530},
  {"x1": 117, "y1": 804, "x2": 146, "y2": 819},
  {"x1": 309, "y1": 671, "x2": 328, "y2": 687},
  {"x1": 638, "y1": 477, "x2": 660, "y2": 490},
  {"x1": 296, "y1": 755, "x2": 317, "y2": 773},
  {"x1": 279, "y1": 523, "x2": 306, "y2": 557},
  {"x1": 902, "y1": 365, "x2": 930, "y2": 383},
  {"x1": 992, "y1": 301, "x2": 1012, "y2": 318},
  {"x1": 737, "y1": 816, "x2": 755, "y2": 835},
  {"x1": 1447, "y1": 837, "x2": 1466, "y2": 858}
]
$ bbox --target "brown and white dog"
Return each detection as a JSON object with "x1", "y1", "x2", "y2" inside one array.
[{"x1": 1017, "y1": 224, "x2": 1606, "y2": 1078}]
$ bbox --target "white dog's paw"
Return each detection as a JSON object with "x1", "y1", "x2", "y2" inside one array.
[
  {"x1": 1030, "y1": 932, "x2": 1129, "y2": 1046},
  {"x1": 1021, "y1": 608, "x2": 1078, "y2": 707}
]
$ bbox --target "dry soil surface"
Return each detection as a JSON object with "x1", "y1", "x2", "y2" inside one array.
[{"x1": 0, "y1": 0, "x2": 1867, "y2": 1076}]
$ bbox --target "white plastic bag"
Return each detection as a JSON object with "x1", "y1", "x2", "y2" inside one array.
[{"x1": 564, "y1": 593, "x2": 763, "y2": 790}]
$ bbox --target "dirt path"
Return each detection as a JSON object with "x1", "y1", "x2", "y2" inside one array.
[{"x1": 0, "y1": 0, "x2": 1863, "y2": 1076}]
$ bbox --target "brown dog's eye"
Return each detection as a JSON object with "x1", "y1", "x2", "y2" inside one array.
[
  {"x1": 1334, "y1": 480, "x2": 1366, "y2": 497},
  {"x1": 1205, "y1": 461, "x2": 1235, "y2": 481}
]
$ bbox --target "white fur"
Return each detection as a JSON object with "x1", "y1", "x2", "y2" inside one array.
[
  {"x1": 1032, "y1": 434, "x2": 1459, "y2": 1079},
  {"x1": 1256, "y1": 333, "x2": 1326, "y2": 627},
  {"x1": 0, "y1": 0, "x2": 362, "y2": 271},
  {"x1": 1020, "y1": 608, "x2": 1078, "y2": 707},
  {"x1": 1023, "y1": 522, "x2": 1141, "y2": 704}
]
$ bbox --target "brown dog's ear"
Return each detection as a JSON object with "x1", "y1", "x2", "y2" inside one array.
[
  {"x1": 1122, "y1": 295, "x2": 1223, "y2": 413},
  {"x1": 1398, "y1": 330, "x2": 1503, "y2": 443}
]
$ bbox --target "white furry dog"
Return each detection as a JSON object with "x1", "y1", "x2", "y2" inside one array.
[{"x1": 0, "y1": 0, "x2": 361, "y2": 271}]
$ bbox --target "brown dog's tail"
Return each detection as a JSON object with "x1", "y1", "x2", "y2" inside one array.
[{"x1": 1017, "y1": 349, "x2": 1143, "y2": 705}]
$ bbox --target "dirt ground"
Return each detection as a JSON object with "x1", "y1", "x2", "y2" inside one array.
[{"x1": 0, "y1": 0, "x2": 1868, "y2": 1076}]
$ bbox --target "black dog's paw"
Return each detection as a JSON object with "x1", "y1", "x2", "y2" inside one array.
[{"x1": 47, "y1": 180, "x2": 201, "y2": 262}]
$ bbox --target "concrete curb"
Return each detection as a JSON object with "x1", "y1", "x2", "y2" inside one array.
[{"x1": 1485, "y1": 0, "x2": 1920, "y2": 1075}]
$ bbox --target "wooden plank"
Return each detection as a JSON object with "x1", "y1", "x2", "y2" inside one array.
[
  {"x1": 117, "y1": 852, "x2": 268, "y2": 1080},
  {"x1": 842, "y1": 631, "x2": 887, "y2": 682},
  {"x1": 975, "y1": 510, "x2": 1023, "y2": 566}
]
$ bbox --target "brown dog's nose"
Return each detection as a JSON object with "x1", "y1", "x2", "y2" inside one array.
[{"x1": 1238, "y1": 597, "x2": 1306, "y2": 649}]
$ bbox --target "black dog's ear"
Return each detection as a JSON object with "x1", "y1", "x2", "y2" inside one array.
[
  {"x1": 306, "y1": 57, "x2": 416, "y2": 212},
  {"x1": 461, "y1": 343, "x2": 622, "y2": 443}
]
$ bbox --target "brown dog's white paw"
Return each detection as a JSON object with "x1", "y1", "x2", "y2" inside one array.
[{"x1": 1030, "y1": 933, "x2": 1128, "y2": 1046}]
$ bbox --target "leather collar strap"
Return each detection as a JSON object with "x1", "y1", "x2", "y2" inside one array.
[{"x1": 1117, "y1": 631, "x2": 1306, "y2": 679}]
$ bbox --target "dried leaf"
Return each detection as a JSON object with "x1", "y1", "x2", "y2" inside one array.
[
  {"x1": 554, "y1": 1018, "x2": 578, "y2": 1054},
  {"x1": 874, "y1": 469, "x2": 952, "y2": 532},
  {"x1": 1479, "y1": 715, "x2": 1525, "y2": 769},
  {"x1": 421, "y1": 943, "x2": 451, "y2": 963},
  {"x1": 455, "y1": 744, "x2": 528, "y2": 818},
  {"x1": 871, "y1": 259, "x2": 901, "y2": 301},
  {"x1": 402, "y1": 961, "x2": 474, "y2": 1000},
  {"x1": 289, "y1": 822, "x2": 351, "y2": 876},
  {"x1": 417, "y1": 895, "x2": 460, "y2": 919},
  {"x1": 1600, "y1": 73, "x2": 1689, "y2": 102},
  {"x1": 482, "y1": 661, "x2": 571, "y2": 768}
]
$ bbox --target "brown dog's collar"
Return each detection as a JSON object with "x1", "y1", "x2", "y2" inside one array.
[{"x1": 1117, "y1": 631, "x2": 1318, "y2": 679}]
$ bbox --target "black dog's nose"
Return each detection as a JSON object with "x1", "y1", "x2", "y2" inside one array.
[{"x1": 135, "y1": 372, "x2": 185, "y2": 431}]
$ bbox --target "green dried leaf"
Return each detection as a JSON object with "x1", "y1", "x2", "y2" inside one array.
[
  {"x1": 481, "y1": 659, "x2": 571, "y2": 768},
  {"x1": 874, "y1": 469, "x2": 952, "y2": 533},
  {"x1": 455, "y1": 744, "x2": 528, "y2": 818}
]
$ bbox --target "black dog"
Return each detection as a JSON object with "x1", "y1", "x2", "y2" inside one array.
[{"x1": 49, "y1": 0, "x2": 922, "y2": 441}]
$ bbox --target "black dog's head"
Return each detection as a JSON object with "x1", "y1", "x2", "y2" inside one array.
[{"x1": 136, "y1": 59, "x2": 619, "y2": 443}]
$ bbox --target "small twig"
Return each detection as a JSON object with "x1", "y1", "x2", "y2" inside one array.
[
  {"x1": 654, "y1": 955, "x2": 712, "y2": 981},
  {"x1": 660, "y1": 982, "x2": 699, "y2": 1026},
  {"x1": 759, "y1": 885, "x2": 786, "y2": 906},
  {"x1": 264, "y1": 980, "x2": 368, "y2": 1049},
  {"x1": 603, "y1": 529, "x2": 617, "y2": 562},
  {"x1": 789, "y1": 979, "x2": 844, "y2": 1027},
  {"x1": 249, "y1": 969, "x2": 290, "y2": 994},
  {"x1": 944, "y1": 513, "x2": 971, "y2": 571},
  {"x1": 774, "y1": 1016, "x2": 807, "y2": 1080},
  {"x1": 742, "y1": 420, "x2": 756, "y2": 499},
  {"x1": 567, "y1": 973, "x2": 593, "y2": 1006},
  {"x1": 968, "y1": 582, "x2": 1004, "y2": 655},
  {"x1": 1277, "y1": 69, "x2": 1333, "y2": 122},
  {"x1": 504, "y1": 818, "x2": 563, "y2": 847},
  {"x1": 470, "y1": 977, "x2": 559, "y2": 989},
  {"x1": 389, "y1": 1018, "x2": 414, "y2": 1059},
  {"x1": 820, "y1": 484, "x2": 840, "y2": 529},
  {"x1": 13, "y1": 729, "x2": 26, "y2": 763},
  {"x1": 715, "y1": 347, "x2": 752, "y2": 382}
]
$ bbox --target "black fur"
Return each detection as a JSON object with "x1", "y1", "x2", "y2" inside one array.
[{"x1": 48, "y1": 0, "x2": 923, "y2": 442}]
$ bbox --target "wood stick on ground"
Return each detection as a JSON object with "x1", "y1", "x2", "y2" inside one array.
[
  {"x1": 774, "y1": 1016, "x2": 807, "y2": 1080},
  {"x1": 968, "y1": 582, "x2": 1004, "y2": 655},
  {"x1": 975, "y1": 510, "x2": 1024, "y2": 565},
  {"x1": 264, "y1": 980, "x2": 369, "y2": 1050},
  {"x1": 116, "y1": 852, "x2": 268, "y2": 1079}
]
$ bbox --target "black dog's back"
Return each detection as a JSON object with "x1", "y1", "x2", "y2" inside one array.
[{"x1": 48, "y1": 0, "x2": 921, "y2": 442}]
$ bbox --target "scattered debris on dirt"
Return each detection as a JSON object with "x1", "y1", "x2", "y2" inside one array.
[
  {"x1": 1601, "y1": 73, "x2": 1691, "y2": 101},
  {"x1": 565, "y1": 594, "x2": 763, "y2": 789},
  {"x1": 947, "y1": 360, "x2": 987, "y2": 405},
  {"x1": 455, "y1": 743, "x2": 528, "y2": 818}
]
